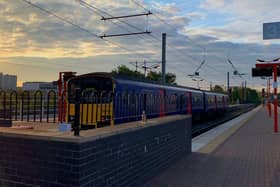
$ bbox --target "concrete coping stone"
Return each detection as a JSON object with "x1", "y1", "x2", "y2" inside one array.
[{"x1": 0, "y1": 115, "x2": 191, "y2": 143}]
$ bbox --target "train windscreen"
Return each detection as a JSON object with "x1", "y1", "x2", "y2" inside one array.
[{"x1": 68, "y1": 77, "x2": 113, "y2": 101}]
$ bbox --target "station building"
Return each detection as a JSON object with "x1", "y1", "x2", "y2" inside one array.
[
  {"x1": 22, "y1": 81, "x2": 57, "y2": 91},
  {"x1": 0, "y1": 73, "x2": 17, "y2": 90}
]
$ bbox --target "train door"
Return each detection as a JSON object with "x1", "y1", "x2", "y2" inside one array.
[
  {"x1": 159, "y1": 89, "x2": 165, "y2": 117},
  {"x1": 179, "y1": 94, "x2": 184, "y2": 113},
  {"x1": 143, "y1": 93, "x2": 147, "y2": 112},
  {"x1": 203, "y1": 93, "x2": 206, "y2": 113},
  {"x1": 214, "y1": 95, "x2": 217, "y2": 112},
  {"x1": 187, "y1": 92, "x2": 192, "y2": 115},
  {"x1": 222, "y1": 96, "x2": 225, "y2": 111}
]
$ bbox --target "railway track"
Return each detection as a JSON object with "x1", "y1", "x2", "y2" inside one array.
[{"x1": 192, "y1": 104, "x2": 257, "y2": 137}]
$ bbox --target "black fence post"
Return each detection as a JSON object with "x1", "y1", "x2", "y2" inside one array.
[
  {"x1": 73, "y1": 88, "x2": 81, "y2": 136},
  {"x1": 34, "y1": 90, "x2": 42, "y2": 122},
  {"x1": 10, "y1": 91, "x2": 17, "y2": 120}
]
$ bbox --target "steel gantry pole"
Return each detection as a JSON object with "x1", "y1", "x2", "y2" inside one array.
[
  {"x1": 162, "y1": 33, "x2": 166, "y2": 84},
  {"x1": 268, "y1": 78, "x2": 272, "y2": 117}
]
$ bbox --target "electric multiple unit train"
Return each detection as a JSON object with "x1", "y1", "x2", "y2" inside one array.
[{"x1": 66, "y1": 72, "x2": 228, "y2": 128}]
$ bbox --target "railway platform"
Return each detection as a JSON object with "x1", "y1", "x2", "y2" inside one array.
[{"x1": 145, "y1": 106, "x2": 280, "y2": 187}]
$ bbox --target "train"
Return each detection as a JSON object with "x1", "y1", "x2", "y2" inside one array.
[{"x1": 66, "y1": 72, "x2": 228, "y2": 128}]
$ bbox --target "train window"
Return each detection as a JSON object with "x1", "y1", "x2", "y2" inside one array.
[
  {"x1": 127, "y1": 94, "x2": 130, "y2": 105},
  {"x1": 147, "y1": 94, "x2": 151, "y2": 106},
  {"x1": 171, "y1": 94, "x2": 177, "y2": 105},
  {"x1": 174, "y1": 94, "x2": 178, "y2": 105},
  {"x1": 143, "y1": 93, "x2": 147, "y2": 111},
  {"x1": 68, "y1": 76, "x2": 113, "y2": 103},
  {"x1": 155, "y1": 94, "x2": 159, "y2": 105},
  {"x1": 166, "y1": 95, "x2": 171, "y2": 104},
  {"x1": 123, "y1": 93, "x2": 128, "y2": 105},
  {"x1": 81, "y1": 88, "x2": 97, "y2": 103},
  {"x1": 208, "y1": 97, "x2": 213, "y2": 104},
  {"x1": 152, "y1": 94, "x2": 155, "y2": 105},
  {"x1": 180, "y1": 95, "x2": 185, "y2": 110},
  {"x1": 182, "y1": 95, "x2": 186, "y2": 104},
  {"x1": 131, "y1": 92, "x2": 136, "y2": 105},
  {"x1": 194, "y1": 96, "x2": 200, "y2": 104}
]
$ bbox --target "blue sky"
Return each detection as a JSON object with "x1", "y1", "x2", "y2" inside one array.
[{"x1": 1, "y1": 0, "x2": 280, "y2": 90}]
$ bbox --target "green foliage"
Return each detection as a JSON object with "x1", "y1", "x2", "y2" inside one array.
[
  {"x1": 246, "y1": 88, "x2": 260, "y2": 103},
  {"x1": 213, "y1": 85, "x2": 225, "y2": 93},
  {"x1": 112, "y1": 65, "x2": 145, "y2": 79},
  {"x1": 229, "y1": 87, "x2": 260, "y2": 104},
  {"x1": 146, "y1": 71, "x2": 161, "y2": 81},
  {"x1": 146, "y1": 71, "x2": 176, "y2": 85},
  {"x1": 112, "y1": 65, "x2": 177, "y2": 84}
]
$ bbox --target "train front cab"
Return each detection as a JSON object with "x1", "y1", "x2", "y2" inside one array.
[{"x1": 67, "y1": 74, "x2": 114, "y2": 128}]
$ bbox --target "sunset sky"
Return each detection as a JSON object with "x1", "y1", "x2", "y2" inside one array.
[{"x1": 1, "y1": 0, "x2": 280, "y2": 89}]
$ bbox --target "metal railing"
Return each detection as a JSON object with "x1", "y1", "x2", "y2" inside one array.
[{"x1": 0, "y1": 90, "x2": 57, "y2": 123}]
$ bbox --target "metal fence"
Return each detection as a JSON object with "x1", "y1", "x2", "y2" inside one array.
[{"x1": 0, "y1": 90, "x2": 57, "y2": 123}]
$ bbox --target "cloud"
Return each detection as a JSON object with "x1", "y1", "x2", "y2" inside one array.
[
  {"x1": 200, "y1": 0, "x2": 225, "y2": 9},
  {"x1": 151, "y1": 2, "x2": 180, "y2": 15},
  {"x1": 187, "y1": 12, "x2": 207, "y2": 20},
  {"x1": 0, "y1": 0, "x2": 280, "y2": 89},
  {"x1": 197, "y1": 0, "x2": 280, "y2": 43}
]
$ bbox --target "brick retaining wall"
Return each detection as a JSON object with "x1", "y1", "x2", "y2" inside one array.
[{"x1": 0, "y1": 116, "x2": 191, "y2": 187}]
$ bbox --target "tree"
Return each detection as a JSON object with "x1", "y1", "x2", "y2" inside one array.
[
  {"x1": 147, "y1": 71, "x2": 176, "y2": 85},
  {"x1": 146, "y1": 71, "x2": 161, "y2": 81},
  {"x1": 112, "y1": 65, "x2": 177, "y2": 84},
  {"x1": 112, "y1": 65, "x2": 145, "y2": 79},
  {"x1": 213, "y1": 85, "x2": 225, "y2": 93},
  {"x1": 246, "y1": 88, "x2": 260, "y2": 103},
  {"x1": 229, "y1": 86, "x2": 260, "y2": 104}
]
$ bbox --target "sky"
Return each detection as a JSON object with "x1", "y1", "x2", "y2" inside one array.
[{"x1": 1, "y1": 0, "x2": 280, "y2": 90}]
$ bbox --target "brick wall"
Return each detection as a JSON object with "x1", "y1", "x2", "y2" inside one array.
[{"x1": 0, "y1": 116, "x2": 191, "y2": 187}]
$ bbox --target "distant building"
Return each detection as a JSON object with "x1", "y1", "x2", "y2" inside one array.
[
  {"x1": 0, "y1": 73, "x2": 17, "y2": 90},
  {"x1": 22, "y1": 82, "x2": 57, "y2": 91}
]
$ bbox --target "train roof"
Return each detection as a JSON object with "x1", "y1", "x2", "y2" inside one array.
[{"x1": 68, "y1": 72, "x2": 227, "y2": 95}]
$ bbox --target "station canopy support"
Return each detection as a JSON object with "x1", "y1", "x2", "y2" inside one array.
[{"x1": 252, "y1": 59, "x2": 280, "y2": 133}]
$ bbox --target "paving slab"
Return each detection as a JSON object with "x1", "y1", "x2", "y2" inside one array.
[
  {"x1": 145, "y1": 106, "x2": 280, "y2": 187},
  {"x1": 192, "y1": 106, "x2": 261, "y2": 153}
]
